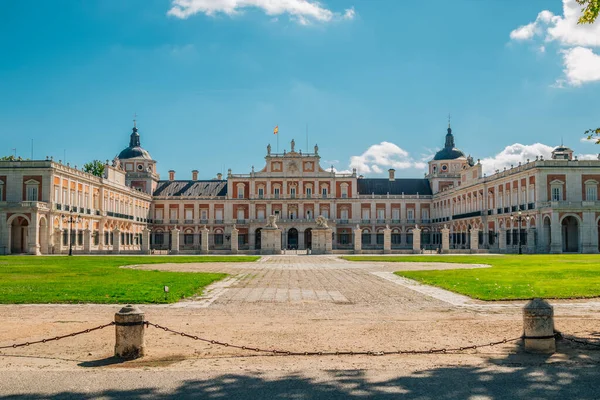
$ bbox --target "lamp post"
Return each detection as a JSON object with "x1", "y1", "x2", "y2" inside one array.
[
  {"x1": 62, "y1": 211, "x2": 80, "y2": 256},
  {"x1": 510, "y1": 211, "x2": 530, "y2": 255}
]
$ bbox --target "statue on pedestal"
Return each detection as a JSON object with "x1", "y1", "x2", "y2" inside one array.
[
  {"x1": 266, "y1": 215, "x2": 278, "y2": 229},
  {"x1": 316, "y1": 215, "x2": 329, "y2": 229}
]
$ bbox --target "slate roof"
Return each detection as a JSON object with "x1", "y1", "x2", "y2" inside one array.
[
  {"x1": 357, "y1": 178, "x2": 432, "y2": 196},
  {"x1": 153, "y1": 180, "x2": 228, "y2": 197}
]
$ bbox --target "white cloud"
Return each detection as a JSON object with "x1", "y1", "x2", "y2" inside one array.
[
  {"x1": 578, "y1": 153, "x2": 599, "y2": 160},
  {"x1": 480, "y1": 142, "x2": 599, "y2": 175},
  {"x1": 581, "y1": 136, "x2": 596, "y2": 143},
  {"x1": 347, "y1": 141, "x2": 426, "y2": 175},
  {"x1": 560, "y1": 46, "x2": 600, "y2": 86},
  {"x1": 167, "y1": 0, "x2": 355, "y2": 25},
  {"x1": 509, "y1": 0, "x2": 600, "y2": 87}
]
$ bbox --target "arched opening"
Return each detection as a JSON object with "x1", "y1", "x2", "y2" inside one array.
[
  {"x1": 255, "y1": 228, "x2": 262, "y2": 250},
  {"x1": 11, "y1": 217, "x2": 29, "y2": 254},
  {"x1": 287, "y1": 228, "x2": 298, "y2": 249},
  {"x1": 561, "y1": 216, "x2": 579, "y2": 253},
  {"x1": 39, "y1": 217, "x2": 48, "y2": 254},
  {"x1": 304, "y1": 228, "x2": 312, "y2": 250}
]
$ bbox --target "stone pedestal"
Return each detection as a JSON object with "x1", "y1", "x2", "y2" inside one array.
[
  {"x1": 141, "y1": 228, "x2": 151, "y2": 254},
  {"x1": 230, "y1": 225, "x2": 239, "y2": 254},
  {"x1": 523, "y1": 298, "x2": 555, "y2": 354},
  {"x1": 83, "y1": 229, "x2": 92, "y2": 254},
  {"x1": 113, "y1": 228, "x2": 121, "y2": 254},
  {"x1": 383, "y1": 227, "x2": 392, "y2": 254},
  {"x1": 527, "y1": 228, "x2": 536, "y2": 254},
  {"x1": 261, "y1": 228, "x2": 282, "y2": 255},
  {"x1": 311, "y1": 228, "x2": 332, "y2": 254},
  {"x1": 470, "y1": 229, "x2": 479, "y2": 251},
  {"x1": 170, "y1": 228, "x2": 180, "y2": 255},
  {"x1": 499, "y1": 229, "x2": 506, "y2": 251},
  {"x1": 114, "y1": 305, "x2": 146, "y2": 359},
  {"x1": 441, "y1": 227, "x2": 450, "y2": 254},
  {"x1": 201, "y1": 226, "x2": 209, "y2": 254},
  {"x1": 353, "y1": 227, "x2": 362, "y2": 254},
  {"x1": 412, "y1": 228, "x2": 421, "y2": 253}
]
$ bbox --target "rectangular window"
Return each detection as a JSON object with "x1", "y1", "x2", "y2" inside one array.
[
  {"x1": 377, "y1": 209, "x2": 385, "y2": 220},
  {"x1": 422, "y1": 209, "x2": 429, "y2": 220},
  {"x1": 154, "y1": 233, "x2": 164, "y2": 245},
  {"x1": 321, "y1": 209, "x2": 329, "y2": 219},
  {"x1": 258, "y1": 188, "x2": 264, "y2": 198},
  {"x1": 257, "y1": 209, "x2": 265, "y2": 220},
  {"x1": 341, "y1": 209, "x2": 349, "y2": 220},
  {"x1": 392, "y1": 209, "x2": 400, "y2": 220},
  {"x1": 586, "y1": 186, "x2": 598, "y2": 201},
  {"x1": 341, "y1": 186, "x2": 348, "y2": 198},
  {"x1": 170, "y1": 209, "x2": 178, "y2": 220},
  {"x1": 237, "y1": 187, "x2": 244, "y2": 199},
  {"x1": 362, "y1": 209, "x2": 370, "y2": 220},
  {"x1": 54, "y1": 186, "x2": 59, "y2": 202},
  {"x1": 184, "y1": 234, "x2": 194, "y2": 245},
  {"x1": 215, "y1": 209, "x2": 223, "y2": 221},
  {"x1": 155, "y1": 209, "x2": 164, "y2": 220},
  {"x1": 237, "y1": 209, "x2": 245, "y2": 220},
  {"x1": 322, "y1": 187, "x2": 327, "y2": 198},
  {"x1": 214, "y1": 234, "x2": 224, "y2": 246},
  {"x1": 274, "y1": 188, "x2": 280, "y2": 199},
  {"x1": 551, "y1": 187, "x2": 561, "y2": 201},
  {"x1": 185, "y1": 209, "x2": 193, "y2": 220},
  {"x1": 201, "y1": 209, "x2": 208, "y2": 220},
  {"x1": 0, "y1": 184, "x2": 4, "y2": 201},
  {"x1": 306, "y1": 187, "x2": 312, "y2": 198},
  {"x1": 407, "y1": 209, "x2": 414, "y2": 221},
  {"x1": 26, "y1": 186, "x2": 38, "y2": 201},
  {"x1": 290, "y1": 187, "x2": 296, "y2": 198}
]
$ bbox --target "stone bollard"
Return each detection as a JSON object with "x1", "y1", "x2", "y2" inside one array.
[
  {"x1": 523, "y1": 298, "x2": 555, "y2": 354},
  {"x1": 114, "y1": 305, "x2": 146, "y2": 359}
]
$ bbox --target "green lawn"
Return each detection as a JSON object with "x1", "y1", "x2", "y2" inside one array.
[
  {"x1": 0, "y1": 255, "x2": 259, "y2": 304},
  {"x1": 342, "y1": 255, "x2": 600, "y2": 301}
]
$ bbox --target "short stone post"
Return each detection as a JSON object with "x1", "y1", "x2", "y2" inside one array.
[
  {"x1": 523, "y1": 298, "x2": 555, "y2": 354},
  {"x1": 441, "y1": 226, "x2": 450, "y2": 253},
  {"x1": 470, "y1": 228, "x2": 479, "y2": 251},
  {"x1": 230, "y1": 225, "x2": 239, "y2": 254},
  {"x1": 114, "y1": 305, "x2": 146, "y2": 359},
  {"x1": 353, "y1": 226, "x2": 362, "y2": 254},
  {"x1": 83, "y1": 229, "x2": 92, "y2": 254},
  {"x1": 412, "y1": 227, "x2": 421, "y2": 254},
  {"x1": 527, "y1": 228, "x2": 536, "y2": 254},
  {"x1": 170, "y1": 228, "x2": 180, "y2": 255},
  {"x1": 499, "y1": 229, "x2": 507, "y2": 251},
  {"x1": 141, "y1": 228, "x2": 151, "y2": 254},
  {"x1": 200, "y1": 226, "x2": 209, "y2": 254},
  {"x1": 383, "y1": 226, "x2": 392, "y2": 254},
  {"x1": 112, "y1": 228, "x2": 121, "y2": 254}
]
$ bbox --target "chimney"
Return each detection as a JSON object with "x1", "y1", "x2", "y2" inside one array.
[
  {"x1": 192, "y1": 170, "x2": 199, "y2": 181},
  {"x1": 388, "y1": 169, "x2": 396, "y2": 182},
  {"x1": 168, "y1": 170, "x2": 175, "y2": 181},
  {"x1": 217, "y1": 173, "x2": 223, "y2": 180}
]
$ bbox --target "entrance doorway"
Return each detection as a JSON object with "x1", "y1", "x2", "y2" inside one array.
[
  {"x1": 304, "y1": 228, "x2": 312, "y2": 250},
  {"x1": 255, "y1": 228, "x2": 262, "y2": 250},
  {"x1": 11, "y1": 216, "x2": 29, "y2": 254},
  {"x1": 561, "y1": 216, "x2": 579, "y2": 253},
  {"x1": 287, "y1": 228, "x2": 299, "y2": 249}
]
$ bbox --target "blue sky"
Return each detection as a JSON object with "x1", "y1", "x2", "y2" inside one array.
[{"x1": 1, "y1": 0, "x2": 599, "y2": 179}]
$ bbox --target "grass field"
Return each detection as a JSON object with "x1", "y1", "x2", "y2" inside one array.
[
  {"x1": 343, "y1": 255, "x2": 600, "y2": 301},
  {"x1": 0, "y1": 255, "x2": 258, "y2": 304}
]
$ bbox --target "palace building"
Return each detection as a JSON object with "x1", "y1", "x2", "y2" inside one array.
[{"x1": 1, "y1": 122, "x2": 599, "y2": 255}]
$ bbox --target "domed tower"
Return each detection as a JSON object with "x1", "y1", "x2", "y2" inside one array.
[
  {"x1": 427, "y1": 121, "x2": 472, "y2": 194},
  {"x1": 114, "y1": 120, "x2": 159, "y2": 194}
]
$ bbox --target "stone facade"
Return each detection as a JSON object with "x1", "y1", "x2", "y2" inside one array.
[{"x1": 1, "y1": 123, "x2": 599, "y2": 255}]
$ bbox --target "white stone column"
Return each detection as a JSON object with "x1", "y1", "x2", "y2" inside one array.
[
  {"x1": 412, "y1": 227, "x2": 421, "y2": 253},
  {"x1": 113, "y1": 228, "x2": 121, "y2": 254},
  {"x1": 550, "y1": 212, "x2": 562, "y2": 253},
  {"x1": 383, "y1": 226, "x2": 392, "y2": 254},
  {"x1": 353, "y1": 226, "x2": 362, "y2": 254},
  {"x1": 28, "y1": 213, "x2": 41, "y2": 255},
  {"x1": 582, "y1": 211, "x2": 597, "y2": 253},
  {"x1": 527, "y1": 228, "x2": 536, "y2": 254},
  {"x1": 201, "y1": 226, "x2": 209, "y2": 254},
  {"x1": 499, "y1": 229, "x2": 506, "y2": 251},
  {"x1": 470, "y1": 228, "x2": 479, "y2": 251},
  {"x1": 230, "y1": 225, "x2": 238, "y2": 254},
  {"x1": 170, "y1": 228, "x2": 180, "y2": 254},
  {"x1": 141, "y1": 228, "x2": 151, "y2": 254},
  {"x1": 441, "y1": 226, "x2": 450, "y2": 254},
  {"x1": 83, "y1": 229, "x2": 92, "y2": 254}
]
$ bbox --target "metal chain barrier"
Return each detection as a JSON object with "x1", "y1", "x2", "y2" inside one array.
[
  {"x1": 560, "y1": 334, "x2": 600, "y2": 348},
  {"x1": 145, "y1": 321, "x2": 522, "y2": 356},
  {"x1": 0, "y1": 322, "x2": 115, "y2": 350}
]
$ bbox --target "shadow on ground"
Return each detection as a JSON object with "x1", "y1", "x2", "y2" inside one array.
[{"x1": 2, "y1": 341, "x2": 600, "y2": 399}]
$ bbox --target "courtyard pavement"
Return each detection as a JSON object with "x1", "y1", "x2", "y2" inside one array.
[{"x1": 1, "y1": 255, "x2": 600, "y2": 399}]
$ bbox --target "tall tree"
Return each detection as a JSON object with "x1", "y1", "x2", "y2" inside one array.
[
  {"x1": 577, "y1": 1, "x2": 599, "y2": 142},
  {"x1": 83, "y1": 160, "x2": 105, "y2": 177}
]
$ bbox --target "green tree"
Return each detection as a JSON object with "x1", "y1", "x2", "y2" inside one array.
[
  {"x1": 577, "y1": 1, "x2": 599, "y2": 142},
  {"x1": 83, "y1": 160, "x2": 105, "y2": 177},
  {"x1": 0, "y1": 155, "x2": 18, "y2": 161},
  {"x1": 576, "y1": 0, "x2": 599, "y2": 24}
]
